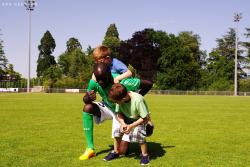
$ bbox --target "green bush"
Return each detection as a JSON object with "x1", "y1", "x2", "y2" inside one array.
[
  {"x1": 208, "y1": 78, "x2": 233, "y2": 91},
  {"x1": 53, "y1": 77, "x2": 83, "y2": 89},
  {"x1": 239, "y1": 79, "x2": 250, "y2": 92}
]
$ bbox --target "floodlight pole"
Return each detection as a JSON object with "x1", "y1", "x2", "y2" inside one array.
[
  {"x1": 233, "y1": 13, "x2": 242, "y2": 96},
  {"x1": 24, "y1": 0, "x2": 35, "y2": 93}
]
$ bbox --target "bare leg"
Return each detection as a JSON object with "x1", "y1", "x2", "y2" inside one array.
[
  {"x1": 113, "y1": 137, "x2": 121, "y2": 153},
  {"x1": 140, "y1": 143, "x2": 148, "y2": 156},
  {"x1": 140, "y1": 143, "x2": 150, "y2": 165},
  {"x1": 118, "y1": 140, "x2": 129, "y2": 155},
  {"x1": 103, "y1": 137, "x2": 121, "y2": 161}
]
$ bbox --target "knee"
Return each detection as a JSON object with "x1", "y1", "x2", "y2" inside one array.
[{"x1": 83, "y1": 103, "x2": 101, "y2": 117}]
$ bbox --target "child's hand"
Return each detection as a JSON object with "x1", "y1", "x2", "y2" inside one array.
[
  {"x1": 120, "y1": 124, "x2": 128, "y2": 133},
  {"x1": 113, "y1": 78, "x2": 120, "y2": 83},
  {"x1": 124, "y1": 124, "x2": 132, "y2": 134}
]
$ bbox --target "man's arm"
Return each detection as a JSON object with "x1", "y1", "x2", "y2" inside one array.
[
  {"x1": 83, "y1": 80, "x2": 97, "y2": 104},
  {"x1": 83, "y1": 90, "x2": 96, "y2": 104}
]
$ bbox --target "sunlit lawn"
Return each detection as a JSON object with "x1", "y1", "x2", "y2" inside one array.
[{"x1": 0, "y1": 93, "x2": 250, "y2": 167}]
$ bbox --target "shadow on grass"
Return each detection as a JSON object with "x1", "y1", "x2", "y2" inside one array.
[
  {"x1": 126, "y1": 142, "x2": 174, "y2": 159},
  {"x1": 96, "y1": 142, "x2": 174, "y2": 160},
  {"x1": 96, "y1": 147, "x2": 113, "y2": 156}
]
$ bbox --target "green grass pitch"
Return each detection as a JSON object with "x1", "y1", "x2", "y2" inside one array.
[{"x1": 0, "y1": 93, "x2": 250, "y2": 167}]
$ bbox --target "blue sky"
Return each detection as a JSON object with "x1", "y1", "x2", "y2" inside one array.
[{"x1": 0, "y1": 0, "x2": 250, "y2": 78}]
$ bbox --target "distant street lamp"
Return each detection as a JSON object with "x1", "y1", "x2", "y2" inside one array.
[
  {"x1": 233, "y1": 13, "x2": 242, "y2": 96},
  {"x1": 24, "y1": 0, "x2": 36, "y2": 93}
]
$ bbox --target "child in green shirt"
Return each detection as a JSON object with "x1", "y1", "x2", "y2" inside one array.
[{"x1": 107, "y1": 83, "x2": 153, "y2": 165}]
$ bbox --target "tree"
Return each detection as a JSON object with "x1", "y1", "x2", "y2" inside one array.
[
  {"x1": 58, "y1": 52, "x2": 71, "y2": 76},
  {"x1": 119, "y1": 29, "x2": 161, "y2": 81},
  {"x1": 66, "y1": 37, "x2": 82, "y2": 53},
  {"x1": 178, "y1": 31, "x2": 207, "y2": 68},
  {"x1": 243, "y1": 28, "x2": 250, "y2": 70},
  {"x1": 74, "y1": 49, "x2": 93, "y2": 87},
  {"x1": 243, "y1": 28, "x2": 250, "y2": 59},
  {"x1": 105, "y1": 24, "x2": 119, "y2": 38},
  {"x1": 37, "y1": 30, "x2": 56, "y2": 77},
  {"x1": 0, "y1": 32, "x2": 8, "y2": 74},
  {"x1": 178, "y1": 31, "x2": 207, "y2": 89},
  {"x1": 5, "y1": 64, "x2": 21, "y2": 81},
  {"x1": 86, "y1": 45, "x2": 93, "y2": 56},
  {"x1": 102, "y1": 24, "x2": 121, "y2": 57},
  {"x1": 207, "y1": 28, "x2": 247, "y2": 86},
  {"x1": 58, "y1": 37, "x2": 82, "y2": 76},
  {"x1": 44, "y1": 65, "x2": 62, "y2": 88},
  {"x1": 67, "y1": 48, "x2": 93, "y2": 82},
  {"x1": 206, "y1": 51, "x2": 234, "y2": 90},
  {"x1": 147, "y1": 30, "x2": 203, "y2": 90},
  {"x1": 68, "y1": 48, "x2": 87, "y2": 77},
  {"x1": 58, "y1": 38, "x2": 91, "y2": 77},
  {"x1": 57, "y1": 38, "x2": 94, "y2": 88}
]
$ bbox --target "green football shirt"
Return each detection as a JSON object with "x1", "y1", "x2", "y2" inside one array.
[
  {"x1": 115, "y1": 91, "x2": 149, "y2": 119},
  {"x1": 87, "y1": 73, "x2": 140, "y2": 111}
]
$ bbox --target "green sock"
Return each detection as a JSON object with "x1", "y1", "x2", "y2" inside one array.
[{"x1": 82, "y1": 112, "x2": 94, "y2": 149}]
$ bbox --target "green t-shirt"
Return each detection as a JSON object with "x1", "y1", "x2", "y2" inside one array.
[
  {"x1": 115, "y1": 91, "x2": 149, "y2": 119},
  {"x1": 87, "y1": 73, "x2": 140, "y2": 111}
]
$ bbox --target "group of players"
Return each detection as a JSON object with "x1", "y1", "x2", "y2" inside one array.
[{"x1": 79, "y1": 45, "x2": 154, "y2": 165}]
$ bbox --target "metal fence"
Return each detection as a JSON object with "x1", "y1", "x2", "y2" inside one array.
[
  {"x1": 1, "y1": 87, "x2": 250, "y2": 96},
  {"x1": 149, "y1": 90, "x2": 250, "y2": 96}
]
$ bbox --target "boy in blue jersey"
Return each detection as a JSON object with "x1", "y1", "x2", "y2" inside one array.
[{"x1": 92, "y1": 45, "x2": 152, "y2": 96}]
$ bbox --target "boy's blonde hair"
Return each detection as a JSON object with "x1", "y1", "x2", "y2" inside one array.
[{"x1": 92, "y1": 45, "x2": 111, "y2": 60}]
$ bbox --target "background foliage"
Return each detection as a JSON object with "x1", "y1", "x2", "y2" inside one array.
[{"x1": 1, "y1": 24, "x2": 250, "y2": 91}]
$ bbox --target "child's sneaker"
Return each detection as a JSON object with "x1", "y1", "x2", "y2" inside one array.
[
  {"x1": 103, "y1": 151, "x2": 119, "y2": 161},
  {"x1": 79, "y1": 148, "x2": 95, "y2": 160},
  {"x1": 140, "y1": 154, "x2": 150, "y2": 165}
]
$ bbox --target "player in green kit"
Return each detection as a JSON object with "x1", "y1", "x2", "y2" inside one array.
[{"x1": 79, "y1": 62, "x2": 143, "y2": 160}]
